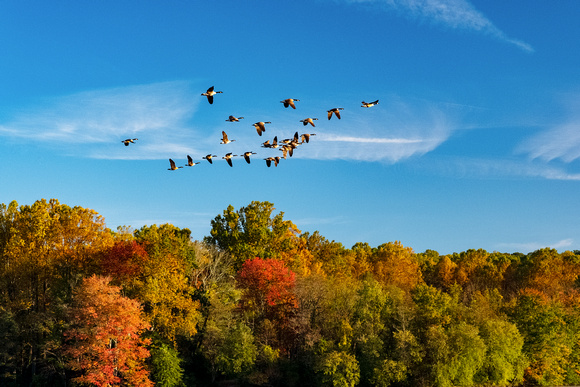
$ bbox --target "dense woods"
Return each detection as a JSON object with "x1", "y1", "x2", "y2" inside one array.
[{"x1": 1, "y1": 199, "x2": 580, "y2": 387}]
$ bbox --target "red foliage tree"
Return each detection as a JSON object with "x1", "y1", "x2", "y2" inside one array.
[
  {"x1": 237, "y1": 258, "x2": 296, "y2": 318},
  {"x1": 63, "y1": 275, "x2": 153, "y2": 386},
  {"x1": 99, "y1": 240, "x2": 149, "y2": 285}
]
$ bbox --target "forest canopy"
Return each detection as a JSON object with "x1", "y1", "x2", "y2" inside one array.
[{"x1": 1, "y1": 198, "x2": 580, "y2": 387}]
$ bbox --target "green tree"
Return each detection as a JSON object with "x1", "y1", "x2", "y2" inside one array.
[
  {"x1": 476, "y1": 318, "x2": 527, "y2": 385},
  {"x1": 317, "y1": 350, "x2": 360, "y2": 387},
  {"x1": 134, "y1": 224, "x2": 200, "y2": 342},
  {"x1": 150, "y1": 342, "x2": 185, "y2": 387},
  {"x1": 426, "y1": 322, "x2": 486, "y2": 387},
  {"x1": 508, "y1": 288, "x2": 573, "y2": 385},
  {"x1": 205, "y1": 201, "x2": 301, "y2": 270}
]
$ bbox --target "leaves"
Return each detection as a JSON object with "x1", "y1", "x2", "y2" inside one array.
[{"x1": 63, "y1": 275, "x2": 152, "y2": 387}]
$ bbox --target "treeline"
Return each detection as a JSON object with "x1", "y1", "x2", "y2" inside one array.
[{"x1": 1, "y1": 199, "x2": 580, "y2": 387}]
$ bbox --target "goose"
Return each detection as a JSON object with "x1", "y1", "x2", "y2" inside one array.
[
  {"x1": 226, "y1": 115, "x2": 244, "y2": 122},
  {"x1": 242, "y1": 151, "x2": 257, "y2": 164},
  {"x1": 168, "y1": 158, "x2": 183, "y2": 171},
  {"x1": 201, "y1": 86, "x2": 223, "y2": 104},
  {"x1": 220, "y1": 131, "x2": 235, "y2": 144},
  {"x1": 261, "y1": 140, "x2": 272, "y2": 148},
  {"x1": 300, "y1": 118, "x2": 318, "y2": 127},
  {"x1": 280, "y1": 98, "x2": 300, "y2": 109},
  {"x1": 222, "y1": 153, "x2": 237, "y2": 167},
  {"x1": 301, "y1": 133, "x2": 316, "y2": 143},
  {"x1": 280, "y1": 145, "x2": 293, "y2": 159},
  {"x1": 186, "y1": 155, "x2": 200, "y2": 167},
  {"x1": 122, "y1": 138, "x2": 138, "y2": 146},
  {"x1": 265, "y1": 156, "x2": 281, "y2": 167},
  {"x1": 253, "y1": 121, "x2": 271, "y2": 136},
  {"x1": 270, "y1": 136, "x2": 279, "y2": 148},
  {"x1": 203, "y1": 154, "x2": 217, "y2": 164},
  {"x1": 361, "y1": 100, "x2": 379, "y2": 108},
  {"x1": 327, "y1": 107, "x2": 344, "y2": 120}
]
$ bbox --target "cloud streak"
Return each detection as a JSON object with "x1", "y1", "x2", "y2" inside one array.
[
  {"x1": 516, "y1": 92, "x2": 580, "y2": 163},
  {"x1": 420, "y1": 156, "x2": 580, "y2": 181},
  {"x1": 0, "y1": 85, "x2": 456, "y2": 165},
  {"x1": 345, "y1": 0, "x2": 533, "y2": 52},
  {"x1": 497, "y1": 238, "x2": 574, "y2": 254},
  {"x1": 291, "y1": 98, "x2": 456, "y2": 163},
  {"x1": 0, "y1": 81, "x2": 202, "y2": 160}
]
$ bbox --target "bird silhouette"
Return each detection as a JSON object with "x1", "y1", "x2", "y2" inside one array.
[
  {"x1": 253, "y1": 121, "x2": 271, "y2": 136},
  {"x1": 203, "y1": 154, "x2": 217, "y2": 164},
  {"x1": 327, "y1": 108, "x2": 344, "y2": 120},
  {"x1": 279, "y1": 145, "x2": 293, "y2": 159},
  {"x1": 168, "y1": 159, "x2": 183, "y2": 171},
  {"x1": 122, "y1": 138, "x2": 138, "y2": 146},
  {"x1": 201, "y1": 86, "x2": 223, "y2": 104},
  {"x1": 186, "y1": 155, "x2": 200, "y2": 167},
  {"x1": 300, "y1": 118, "x2": 318, "y2": 127},
  {"x1": 222, "y1": 153, "x2": 237, "y2": 167},
  {"x1": 226, "y1": 115, "x2": 244, "y2": 122},
  {"x1": 361, "y1": 100, "x2": 379, "y2": 108},
  {"x1": 265, "y1": 156, "x2": 281, "y2": 167},
  {"x1": 301, "y1": 133, "x2": 316, "y2": 143},
  {"x1": 280, "y1": 98, "x2": 300, "y2": 109},
  {"x1": 220, "y1": 131, "x2": 236, "y2": 144},
  {"x1": 242, "y1": 151, "x2": 257, "y2": 164}
]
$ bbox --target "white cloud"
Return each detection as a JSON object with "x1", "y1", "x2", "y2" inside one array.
[
  {"x1": 517, "y1": 93, "x2": 580, "y2": 163},
  {"x1": 421, "y1": 156, "x2": 580, "y2": 181},
  {"x1": 277, "y1": 96, "x2": 457, "y2": 163},
  {"x1": 518, "y1": 122, "x2": 580, "y2": 163},
  {"x1": 0, "y1": 81, "x2": 202, "y2": 160},
  {"x1": 344, "y1": 0, "x2": 533, "y2": 52},
  {"x1": 497, "y1": 238, "x2": 574, "y2": 254}
]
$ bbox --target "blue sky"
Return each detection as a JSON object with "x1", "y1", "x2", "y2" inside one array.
[{"x1": 1, "y1": 1, "x2": 579, "y2": 254}]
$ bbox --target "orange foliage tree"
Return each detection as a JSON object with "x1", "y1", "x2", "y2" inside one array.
[
  {"x1": 99, "y1": 240, "x2": 149, "y2": 290},
  {"x1": 237, "y1": 257, "x2": 298, "y2": 315},
  {"x1": 63, "y1": 275, "x2": 152, "y2": 387},
  {"x1": 237, "y1": 257, "x2": 298, "y2": 352}
]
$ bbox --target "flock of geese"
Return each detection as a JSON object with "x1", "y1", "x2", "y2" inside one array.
[{"x1": 121, "y1": 86, "x2": 379, "y2": 170}]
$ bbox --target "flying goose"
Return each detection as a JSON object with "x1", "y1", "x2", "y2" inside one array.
[
  {"x1": 265, "y1": 156, "x2": 281, "y2": 167},
  {"x1": 220, "y1": 131, "x2": 235, "y2": 144},
  {"x1": 122, "y1": 138, "x2": 138, "y2": 146},
  {"x1": 253, "y1": 121, "x2": 271, "y2": 136},
  {"x1": 327, "y1": 107, "x2": 344, "y2": 120},
  {"x1": 300, "y1": 133, "x2": 316, "y2": 143},
  {"x1": 186, "y1": 155, "x2": 200, "y2": 167},
  {"x1": 203, "y1": 154, "x2": 218, "y2": 164},
  {"x1": 361, "y1": 100, "x2": 379, "y2": 108},
  {"x1": 281, "y1": 98, "x2": 300, "y2": 109},
  {"x1": 226, "y1": 115, "x2": 244, "y2": 122},
  {"x1": 168, "y1": 158, "x2": 183, "y2": 171},
  {"x1": 242, "y1": 151, "x2": 257, "y2": 164},
  {"x1": 222, "y1": 153, "x2": 237, "y2": 167},
  {"x1": 300, "y1": 118, "x2": 318, "y2": 127},
  {"x1": 201, "y1": 86, "x2": 223, "y2": 104},
  {"x1": 279, "y1": 145, "x2": 294, "y2": 159}
]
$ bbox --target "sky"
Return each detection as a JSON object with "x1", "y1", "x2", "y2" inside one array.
[{"x1": 1, "y1": 1, "x2": 579, "y2": 255}]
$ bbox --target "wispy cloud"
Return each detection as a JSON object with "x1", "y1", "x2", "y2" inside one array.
[
  {"x1": 516, "y1": 92, "x2": 580, "y2": 163},
  {"x1": 344, "y1": 0, "x2": 533, "y2": 52},
  {"x1": 289, "y1": 98, "x2": 456, "y2": 163},
  {"x1": 496, "y1": 238, "x2": 574, "y2": 254},
  {"x1": 0, "y1": 81, "x2": 202, "y2": 160},
  {"x1": 518, "y1": 122, "x2": 580, "y2": 163},
  {"x1": 419, "y1": 156, "x2": 580, "y2": 181}
]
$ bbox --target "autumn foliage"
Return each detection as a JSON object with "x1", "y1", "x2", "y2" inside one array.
[
  {"x1": 237, "y1": 257, "x2": 297, "y2": 310},
  {"x1": 2, "y1": 199, "x2": 580, "y2": 386},
  {"x1": 63, "y1": 275, "x2": 152, "y2": 387}
]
